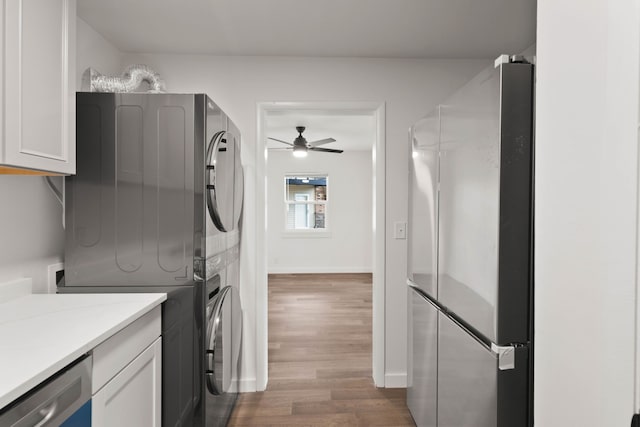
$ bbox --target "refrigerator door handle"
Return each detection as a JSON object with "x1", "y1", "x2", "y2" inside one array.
[{"x1": 491, "y1": 343, "x2": 515, "y2": 370}]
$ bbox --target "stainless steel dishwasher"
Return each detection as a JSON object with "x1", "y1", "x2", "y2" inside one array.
[{"x1": 0, "y1": 355, "x2": 92, "y2": 427}]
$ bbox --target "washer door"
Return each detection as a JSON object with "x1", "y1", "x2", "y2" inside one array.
[
  {"x1": 205, "y1": 285, "x2": 242, "y2": 396},
  {"x1": 206, "y1": 131, "x2": 236, "y2": 232}
]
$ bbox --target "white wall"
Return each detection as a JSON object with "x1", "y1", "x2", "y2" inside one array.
[
  {"x1": 267, "y1": 150, "x2": 373, "y2": 274},
  {"x1": 535, "y1": 1, "x2": 639, "y2": 425},
  {"x1": 117, "y1": 52, "x2": 488, "y2": 389},
  {"x1": 0, "y1": 18, "x2": 122, "y2": 293},
  {"x1": 76, "y1": 18, "x2": 123, "y2": 89},
  {"x1": 0, "y1": 177, "x2": 65, "y2": 292}
]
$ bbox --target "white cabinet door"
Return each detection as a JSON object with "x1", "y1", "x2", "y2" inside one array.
[
  {"x1": 2, "y1": 0, "x2": 76, "y2": 174},
  {"x1": 92, "y1": 337, "x2": 162, "y2": 427}
]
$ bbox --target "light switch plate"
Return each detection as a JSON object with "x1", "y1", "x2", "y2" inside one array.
[{"x1": 394, "y1": 221, "x2": 407, "y2": 239}]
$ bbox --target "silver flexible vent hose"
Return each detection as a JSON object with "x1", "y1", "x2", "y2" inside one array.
[{"x1": 82, "y1": 64, "x2": 166, "y2": 93}]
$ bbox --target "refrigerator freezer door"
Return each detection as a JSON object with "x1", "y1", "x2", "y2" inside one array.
[
  {"x1": 407, "y1": 287, "x2": 438, "y2": 427},
  {"x1": 437, "y1": 311, "x2": 530, "y2": 427},
  {"x1": 407, "y1": 108, "x2": 440, "y2": 298},
  {"x1": 438, "y1": 311, "x2": 497, "y2": 427},
  {"x1": 437, "y1": 62, "x2": 534, "y2": 345}
]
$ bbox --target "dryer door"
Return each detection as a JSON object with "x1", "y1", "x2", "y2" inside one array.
[
  {"x1": 232, "y1": 137, "x2": 244, "y2": 230},
  {"x1": 206, "y1": 131, "x2": 236, "y2": 232}
]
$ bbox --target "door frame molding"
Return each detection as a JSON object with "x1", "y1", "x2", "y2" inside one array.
[{"x1": 255, "y1": 101, "x2": 386, "y2": 389}]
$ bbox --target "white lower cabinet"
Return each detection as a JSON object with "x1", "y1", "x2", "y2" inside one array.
[
  {"x1": 91, "y1": 306, "x2": 162, "y2": 427},
  {"x1": 92, "y1": 338, "x2": 161, "y2": 427}
]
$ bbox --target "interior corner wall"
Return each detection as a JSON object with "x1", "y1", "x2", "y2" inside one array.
[
  {"x1": 267, "y1": 150, "x2": 373, "y2": 274},
  {"x1": 0, "y1": 176, "x2": 65, "y2": 293},
  {"x1": 76, "y1": 17, "x2": 124, "y2": 89},
  {"x1": 0, "y1": 18, "x2": 123, "y2": 293},
  {"x1": 535, "y1": 0, "x2": 639, "y2": 425}
]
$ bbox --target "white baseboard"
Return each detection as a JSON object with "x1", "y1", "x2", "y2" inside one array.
[
  {"x1": 268, "y1": 266, "x2": 372, "y2": 274},
  {"x1": 384, "y1": 372, "x2": 407, "y2": 388}
]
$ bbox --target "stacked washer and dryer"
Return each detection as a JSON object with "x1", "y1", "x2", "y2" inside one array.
[
  {"x1": 60, "y1": 93, "x2": 244, "y2": 427},
  {"x1": 203, "y1": 101, "x2": 244, "y2": 426}
]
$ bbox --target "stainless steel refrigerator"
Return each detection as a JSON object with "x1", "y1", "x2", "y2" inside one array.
[
  {"x1": 407, "y1": 56, "x2": 534, "y2": 427},
  {"x1": 59, "y1": 92, "x2": 244, "y2": 427}
]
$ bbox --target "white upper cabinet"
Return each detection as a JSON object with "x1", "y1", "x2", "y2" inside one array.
[{"x1": 1, "y1": 0, "x2": 76, "y2": 175}]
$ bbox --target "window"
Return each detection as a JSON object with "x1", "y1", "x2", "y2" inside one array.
[{"x1": 285, "y1": 175, "x2": 328, "y2": 231}]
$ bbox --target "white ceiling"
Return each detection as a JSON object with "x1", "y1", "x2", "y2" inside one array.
[
  {"x1": 266, "y1": 110, "x2": 375, "y2": 152},
  {"x1": 78, "y1": 0, "x2": 536, "y2": 152},
  {"x1": 78, "y1": 0, "x2": 536, "y2": 59}
]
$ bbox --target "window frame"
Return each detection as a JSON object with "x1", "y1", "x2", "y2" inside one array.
[{"x1": 282, "y1": 174, "x2": 331, "y2": 237}]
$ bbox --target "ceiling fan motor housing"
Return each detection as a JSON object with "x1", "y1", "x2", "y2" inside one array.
[
  {"x1": 294, "y1": 126, "x2": 308, "y2": 148},
  {"x1": 294, "y1": 136, "x2": 307, "y2": 148}
]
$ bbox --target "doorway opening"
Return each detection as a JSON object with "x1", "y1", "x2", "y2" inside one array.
[{"x1": 255, "y1": 102, "x2": 386, "y2": 390}]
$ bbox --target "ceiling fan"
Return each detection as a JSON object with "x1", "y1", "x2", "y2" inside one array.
[{"x1": 268, "y1": 126, "x2": 343, "y2": 158}]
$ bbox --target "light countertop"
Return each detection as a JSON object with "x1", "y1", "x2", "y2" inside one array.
[{"x1": 0, "y1": 291, "x2": 166, "y2": 409}]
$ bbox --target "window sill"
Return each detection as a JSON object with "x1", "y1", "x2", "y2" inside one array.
[{"x1": 281, "y1": 230, "x2": 332, "y2": 239}]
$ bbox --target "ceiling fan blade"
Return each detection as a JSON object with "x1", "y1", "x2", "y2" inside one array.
[
  {"x1": 309, "y1": 147, "x2": 343, "y2": 154},
  {"x1": 267, "y1": 148, "x2": 292, "y2": 151},
  {"x1": 268, "y1": 137, "x2": 293, "y2": 146},
  {"x1": 307, "y1": 138, "x2": 336, "y2": 147}
]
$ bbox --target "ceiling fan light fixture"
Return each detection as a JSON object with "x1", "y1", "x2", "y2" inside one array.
[{"x1": 293, "y1": 147, "x2": 307, "y2": 158}]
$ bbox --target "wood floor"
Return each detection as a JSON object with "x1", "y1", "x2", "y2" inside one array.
[{"x1": 228, "y1": 273, "x2": 415, "y2": 427}]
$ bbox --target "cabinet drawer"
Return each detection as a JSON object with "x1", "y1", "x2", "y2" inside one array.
[{"x1": 92, "y1": 306, "x2": 161, "y2": 393}]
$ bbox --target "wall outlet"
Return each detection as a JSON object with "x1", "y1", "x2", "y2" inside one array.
[
  {"x1": 47, "y1": 262, "x2": 64, "y2": 294},
  {"x1": 394, "y1": 221, "x2": 407, "y2": 240}
]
